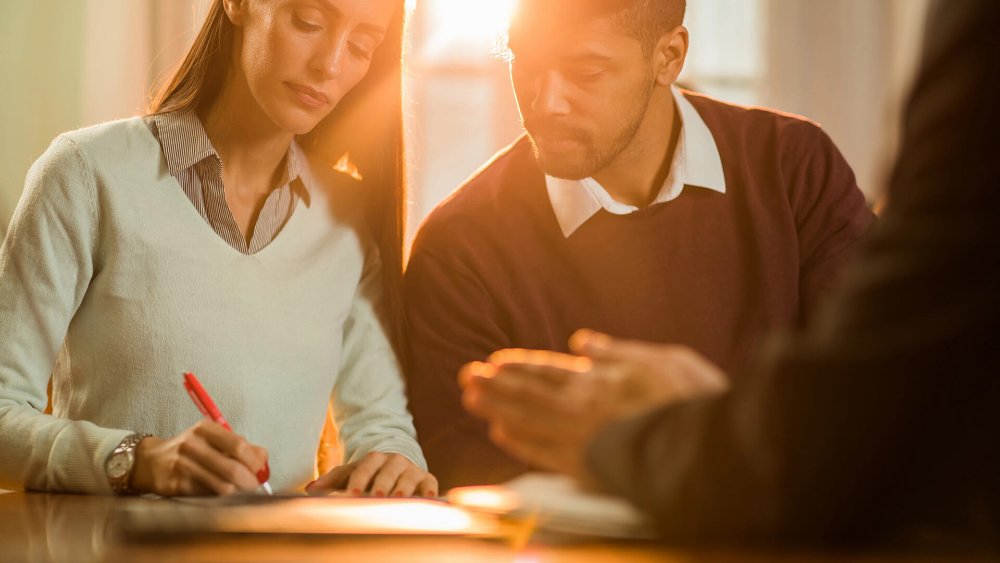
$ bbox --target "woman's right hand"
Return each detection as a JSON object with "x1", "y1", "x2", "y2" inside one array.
[{"x1": 130, "y1": 420, "x2": 269, "y2": 496}]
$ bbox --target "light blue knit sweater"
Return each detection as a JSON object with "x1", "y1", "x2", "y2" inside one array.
[{"x1": 0, "y1": 118, "x2": 424, "y2": 493}]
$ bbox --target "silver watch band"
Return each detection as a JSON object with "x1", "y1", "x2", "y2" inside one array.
[{"x1": 106, "y1": 433, "x2": 152, "y2": 495}]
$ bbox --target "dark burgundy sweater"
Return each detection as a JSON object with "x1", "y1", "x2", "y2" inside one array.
[{"x1": 404, "y1": 92, "x2": 876, "y2": 490}]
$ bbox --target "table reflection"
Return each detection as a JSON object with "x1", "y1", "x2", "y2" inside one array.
[{"x1": 0, "y1": 492, "x2": 120, "y2": 563}]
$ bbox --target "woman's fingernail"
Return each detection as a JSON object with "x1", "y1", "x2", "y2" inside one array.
[
  {"x1": 350, "y1": 488, "x2": 362, "y2": 496},
  {"x1": 373, "y1": 490, "x2": 385, "y2": 498}
]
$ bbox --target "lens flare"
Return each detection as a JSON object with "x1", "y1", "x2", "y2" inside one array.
[
  {"x1": 333, "y1": 152, "x2": 364, "y2": 181},
  {"x1": 425, "y1": 0, "x2": 517, "y2": 46}
]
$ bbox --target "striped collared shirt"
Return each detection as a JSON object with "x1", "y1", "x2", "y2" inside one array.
[{"x1": 144, "y1": 111, "x2": 306, "y2": 254}]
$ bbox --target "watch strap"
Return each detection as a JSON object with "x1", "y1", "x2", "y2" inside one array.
[{"x1": 106, "y1": 433, "x2": 152, "y2": 495}]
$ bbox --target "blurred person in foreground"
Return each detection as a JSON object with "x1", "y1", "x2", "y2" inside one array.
[
  {"x1": 0, "y1": 0, "x2": 435, "y2": 497},
  {"x1": 405, "y1": 0, "x2": 874, "y2": 490},
  {"x1": 463, "y1": 0, "x2": 1000, "y2": 548}
]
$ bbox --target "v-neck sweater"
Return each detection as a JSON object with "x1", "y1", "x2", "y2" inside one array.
[
  {"x1": 0, "y1": 117, "x2": 424, "y2": 493},
  {"x1": 405, "y1": 92, "x2": 875, "y2": 489}
]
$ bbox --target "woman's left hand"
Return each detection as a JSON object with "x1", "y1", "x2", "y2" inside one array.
[{"x1": 305, "y1": 452, "x2": 438, "y2": 497}]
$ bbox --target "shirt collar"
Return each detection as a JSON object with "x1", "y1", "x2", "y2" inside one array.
[
  {"x1": 545, "y1": 87, "x2": 727, "y2": 238},
  {"x1": 151, "y1": 111, "x2": 216, "y2": 177},
  {"x1": 151, "y1": 111, "x2": 308, "y2": 204},
  {"x1": 284, "y1": 141, "x2": 310, "y2": 206}
]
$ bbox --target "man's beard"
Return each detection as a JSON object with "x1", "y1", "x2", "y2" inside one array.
[{"x1": 526, "y1": 87, "x2": 653, "y2": 180}]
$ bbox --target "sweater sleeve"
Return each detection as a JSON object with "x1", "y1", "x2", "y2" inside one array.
[
  {"x1": 0, "y1": 136, "x2": 132, "y2": 493},
  {"x1": 786, "y1": 124, "x2": 876, "y2": 321},
  {"x1": 403, "y1": 231, "x2": 525, "y2": 490},
  {"x1": 331, "y1": 238, "x2": 426, "y2": 470}
]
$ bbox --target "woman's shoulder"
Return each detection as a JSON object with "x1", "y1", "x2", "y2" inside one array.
[
  {"x1": 58, "y1": 116, "x2": 153, "y2": 157},
  {"x1": 30, "y1": 117, "x2": 161, "y2": 187},
  {"x1": 25, "y1": 117, "x2": 162, "y2": 203}
]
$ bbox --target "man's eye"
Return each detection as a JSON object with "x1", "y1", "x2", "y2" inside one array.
[{"x1": 571, "y1": 69, "x2": 604, "y2": 82}]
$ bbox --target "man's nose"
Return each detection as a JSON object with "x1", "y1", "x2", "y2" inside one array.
[{"x1": 531, "y1": 72, "x2": 571, "y2": 116}]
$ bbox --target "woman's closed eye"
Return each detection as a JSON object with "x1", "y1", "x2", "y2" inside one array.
[
  {"x1": 292, "y1": 10, "x2": 324, "y2": 33},
  {"x1": 349, "y1": 41, "x2": 375, "y2": 60}
]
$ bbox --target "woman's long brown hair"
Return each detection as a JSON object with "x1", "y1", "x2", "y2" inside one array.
[{"x1": 148, "y1": 0, "x2": 409, "y2": 355}]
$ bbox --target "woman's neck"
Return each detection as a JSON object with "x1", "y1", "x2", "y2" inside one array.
[{"x1": 200, "y1": 75, "x2": 294, "y2": 200}]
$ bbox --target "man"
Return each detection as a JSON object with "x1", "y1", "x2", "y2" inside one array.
[
  {"x1": 463, "y1": 0, "x2": 1000, "y2": 548},
  {"x1": 405, "y1": 0, "x2": 875, "y2": 490}
]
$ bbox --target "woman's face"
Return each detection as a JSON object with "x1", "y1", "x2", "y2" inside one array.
[{"x1": 230, "y1": 0, "x2": 397, "y2": 135}]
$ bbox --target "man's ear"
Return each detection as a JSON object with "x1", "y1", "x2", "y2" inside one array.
[
  {"x1": 221, "y1": 0, "x2": 247, "y2": 26},
  {"x1": 652, "y1": 26, "x2": 689, "y2": 87}
]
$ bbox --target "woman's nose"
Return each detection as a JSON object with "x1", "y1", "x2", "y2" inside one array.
[{"x1": 311, "y1": 37, "x2": 347, "y2": 80}]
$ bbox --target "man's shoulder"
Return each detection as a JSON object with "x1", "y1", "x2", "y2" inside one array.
[
  {"x1": 682, "y1": 89, "x2": 830, "y2": 148},
  {"x1": 413, "y1": 136, "x2": 541, "y2": 248}
]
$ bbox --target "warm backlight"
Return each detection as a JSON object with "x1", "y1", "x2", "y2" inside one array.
[
  {"x1": 448, "y1": 486, "x2": 521, "y2": 514},
  {"x1": 332, "y1": 152, "x2": 364, "y2": 181},
  {"x1": 421, "y1": 0, "x2": 518, "y2": 46}
]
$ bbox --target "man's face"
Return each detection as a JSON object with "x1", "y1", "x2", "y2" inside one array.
[{"x1": 509, "y1": 13, "x2": 655, "y2": 180}]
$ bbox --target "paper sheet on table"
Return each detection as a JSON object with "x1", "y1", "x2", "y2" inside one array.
[
  {"x1": 448, "y1": 472, "x2": 657, "y2": 539},
  {"x1": 115, "y1": 495, "x2": 503, "y2": 538}
]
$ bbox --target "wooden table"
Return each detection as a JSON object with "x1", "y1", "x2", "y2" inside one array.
[{"x1": 0, "y1": 492, "x2": 987, "y2": 563}]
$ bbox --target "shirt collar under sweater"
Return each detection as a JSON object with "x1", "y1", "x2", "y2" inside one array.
[
  {"x1": 545, "y1": 87, "x2": 727, "y2": 238},
  {"x1": 149, "y1": 110, "x2": 307, "y2": 202}
]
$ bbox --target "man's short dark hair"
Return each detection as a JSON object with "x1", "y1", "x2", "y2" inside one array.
[
  {"x1": 613, "y1": 0, "x2": 687, "y2": 54},
  {"x1": 506, "y1": 0, "x2": 686, "y2": 57}
]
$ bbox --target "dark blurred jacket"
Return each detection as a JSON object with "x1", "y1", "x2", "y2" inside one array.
[{"x1": 586, "y1": 0, "x2": 1000, "y2": 549}]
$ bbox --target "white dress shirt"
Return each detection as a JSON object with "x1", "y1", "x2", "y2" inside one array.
[{"x1": 546, "y1": 87, "x2": 728, "y2": 237}]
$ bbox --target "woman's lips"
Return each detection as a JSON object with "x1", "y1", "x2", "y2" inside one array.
[{"x1": 286, "y1": 82, "x2": 329, "y2": 109}]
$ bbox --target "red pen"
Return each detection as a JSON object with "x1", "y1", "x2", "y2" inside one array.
[{"x1": 183, "y1": 372, "x2": 273, "y2": 495}]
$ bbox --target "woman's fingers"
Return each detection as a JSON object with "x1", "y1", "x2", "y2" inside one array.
[
  {"x1": 344, "y1": 452, "x2": 387, "y2": 495},
  {"x1": 194, "y1": 420, "x2": 269, "y2": 480},
  {"x1": 415, "y1": 474, "x2": 439, "y2": 498},
  {"x1": 389, "y1": 467, "x2": 423, "y2": 497},
  {"x1": 176, "y1": 453, "x2": 239, "y2": 496},
  {"x1": 181, "y1": 431, "x2": 260, "y2": 492},
  {"x1": 315, "y1": 453, "x2": 437, "y2": 498},
  {"x1": 131, "y1": 422, "x2": 270, "y2": 497},
  {"x1": 391, "y1": 468, "x2": 439, "y2": 498},
  {"x1": 369, "y1": 454, "x2": 411, "y2": 497},
  {"x1": 306, "y1": 464, "x2": 353, "y2": 495}
]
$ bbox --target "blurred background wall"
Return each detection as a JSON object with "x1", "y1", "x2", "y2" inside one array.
[{"x1": 0, "y1": 0, "x2": 931, "y2": 241}]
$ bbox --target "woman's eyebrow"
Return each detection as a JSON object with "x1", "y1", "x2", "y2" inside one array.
[{"x1": 313, "y1": 0, "x2": 388, "y2": 36}]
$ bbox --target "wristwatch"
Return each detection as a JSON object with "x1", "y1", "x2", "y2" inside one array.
[{"x1": 105, "y1": 433, "x2": 152, "y2": 495}]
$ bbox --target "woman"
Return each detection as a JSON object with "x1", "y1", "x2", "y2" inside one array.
[{"x1": 0, "y1": 0, "x2": 436, "y2": 497}]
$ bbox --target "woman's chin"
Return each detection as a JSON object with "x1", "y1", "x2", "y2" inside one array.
[
  {"x1": 282, "y1": 116, "x2": 323, "y2": 136},
  {"x1": 268, "y1": 106, "x2": 327, "y2": 137}
]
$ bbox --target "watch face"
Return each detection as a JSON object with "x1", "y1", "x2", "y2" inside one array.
[{"x1": 106, "y1": 451, "x2": 132, "y2": 480}]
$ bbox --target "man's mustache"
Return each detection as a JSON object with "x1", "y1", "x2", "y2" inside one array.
[{"x1": 522, "y1": 119, "x2": 588, "y2": 141}]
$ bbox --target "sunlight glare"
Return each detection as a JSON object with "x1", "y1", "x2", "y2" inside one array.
[
  {"x1": 448, "y1": 486, "x2": 521, "y2": 514},
  {"x1": 425, "y1": 0, "x2": 518, "y2": 49}
]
